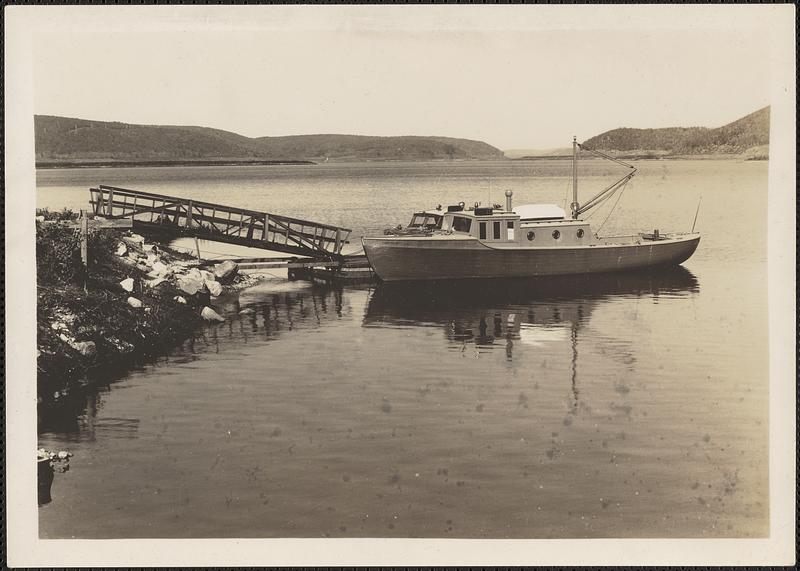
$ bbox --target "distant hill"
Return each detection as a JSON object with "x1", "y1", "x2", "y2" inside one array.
[
  {"x1": 34, "y1": 116, "x2": 505, "y2": 165},
  {"x1": 582, "y1": 106, "x2": 770, "y2": 158},
  {"x1": 504, "y1": 147, "x2": 571, "y2": 159}
]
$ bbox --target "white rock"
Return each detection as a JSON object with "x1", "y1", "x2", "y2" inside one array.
[
  {"x1": 120, "y1": 278, "x2": 135, "y2": 292},
  {"x1": 201, "y1": 306, "x2": 225, "y2": 322},
  {"x1": 152, "y1": 261, "x2": 170, "y2": 276},
  {"x1": 70, "y1": 340, "x2": 97, "y2": 357},
  {"x1": 116, "y1": 242, "x2": 128, "y2": 256},
  {"x1": 147, "y1": 277, "x2": 167, "y2": 288},
  {"x1": 200, "y1": 270, "x2": 216, "y2": 282},
  {"x1": 127, "y1": 297, "x2": 143, "y2": 308},
  {"x1": 145, "y1": 254, "x2": 159, "y2": 266},
  {"x1": 186, "y1": 268, "x2": 204, "y2": 281},
  {"x1": 205, "y1": 280, "x2": 223, "y2": 297},
  {"x1": 174, "y1": 296, "x2": 187, "y2": 304},
  {"x1": 127, "y1": 233, "x2": 145, "y2": 243},
  {"x1": 213, "y1": 260, "x2": 239, "y2": 283},
  {"x1": 178, "y1": 277, "x2": 204, "y2": 296},
  {"x1": 142, "y1": 244, "x2": 155, "y2": 252}
]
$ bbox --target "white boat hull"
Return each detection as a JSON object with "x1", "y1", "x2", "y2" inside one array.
[{"x1": 362, "y1": 234, "x2": 700, "y2": 282}]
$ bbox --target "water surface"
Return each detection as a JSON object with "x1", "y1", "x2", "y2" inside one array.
[{"x1": 37, "y1": 159, "x2": 768, "y2": 538}]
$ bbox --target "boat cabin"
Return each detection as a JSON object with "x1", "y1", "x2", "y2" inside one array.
[{"x1": 439, "y1": 202, "x2": 593, "y2": 247}]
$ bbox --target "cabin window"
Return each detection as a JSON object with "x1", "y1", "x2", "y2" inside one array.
[
  {"x1": 552, "y1": 230, "x2": 561, "y2": 240},
  {"x1": 493, "y1": 221, "x2": 501, "y2": 240},
  {"x1": 479, "y1": 222, "x2": 487, "y2": 239},
  {"x1": 577, "y1": 228, "x2": 584, "y2": 238},
  {"x1": 426, "y1": 215, "x2": 443, "y2": 229},
  {"x1": 507, "y1": 221, "x2": 515, "y2": 240},
  {"x1": 527, "y1": 231, "x2": 535, "y2": 241},
  {"x1": 410, "y1": 214, "x2": 443, "y2": 229},
  {"x1": 452, "y1": 216, "x2": 472, "y2": 233}
]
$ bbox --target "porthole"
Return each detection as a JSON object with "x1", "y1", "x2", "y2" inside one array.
[
  {"x1": 527, "y1": 231, "x2": 535, "y2": 241},
  {"x1": 552, "y1": 230, "x2": 561, "y2": 240},
  {"x1": 577, "y1": 229, "x2": 584, "y2": 238}
]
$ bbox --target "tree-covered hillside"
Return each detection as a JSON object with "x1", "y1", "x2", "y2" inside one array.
[
  {"x1": 583, "y1": 106, "x2": 769, "y2": 157},
  {"x1": 34, "y1": 115, "x2": 505, "y2": 164}
]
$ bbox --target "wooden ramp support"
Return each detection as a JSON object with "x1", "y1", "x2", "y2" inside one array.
[{"x1": 89, "y1": 185, "x2": 352, "y2": 258}]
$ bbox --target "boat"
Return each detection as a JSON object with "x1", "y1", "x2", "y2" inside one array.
[
  {"x1": 383, "y1": 208, "x2": 446, "y2": 235},
  {"x1": 362, "y1": 138, "x2": 700, "y2": 281}
]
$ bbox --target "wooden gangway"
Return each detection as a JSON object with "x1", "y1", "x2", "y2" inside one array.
[{"x1": 89, "y1": 185, "x2": 352, "y2": 258}]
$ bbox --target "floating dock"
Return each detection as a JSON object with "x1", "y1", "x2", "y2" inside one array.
[{"x1": 206, "y1": 254, "x2": 375, "y2": 283}]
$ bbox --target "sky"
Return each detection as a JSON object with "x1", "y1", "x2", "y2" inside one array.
[{"x1": 31, "y1": 6, "x2": 773, "y2": 150}]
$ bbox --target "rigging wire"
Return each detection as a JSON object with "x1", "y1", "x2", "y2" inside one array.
[
  {"x1": 562, "y1": 177, "x2": 571, "y2": 211},
  {"x1": 594, "y1": 178, "x2": 631, "y2": 236},
  {"x1": 583, "y1": 183, "x2": 622, "y2": 219},
  {"x1": 573, "y1": 140, "x2": 637, "y2": 227},
  {"x1": 577, "y1": 143, "x2": 635, "y2": 169}
]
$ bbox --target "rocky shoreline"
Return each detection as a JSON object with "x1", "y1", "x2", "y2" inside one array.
[{"x1": 36, "y1": 217, "x2": 261, "y2": 419}]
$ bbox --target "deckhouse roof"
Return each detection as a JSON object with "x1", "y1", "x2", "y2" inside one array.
[{"x1": 513, "y1": 204, "x2": 567, "y2": 221}]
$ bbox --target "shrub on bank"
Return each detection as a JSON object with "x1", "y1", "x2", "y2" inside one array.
[
  {"x1": 36, "y1": 223, "x2": 83, "y2": 285},
  {"x1": 35, "y1": 209, "x2": 120, "y2": 285},
  {"x1": 36, "y1": 213, "x2": 207, "y2": 407},
  {"x1": 36, "y1": 207, "x2": 79, "y2": 222}
]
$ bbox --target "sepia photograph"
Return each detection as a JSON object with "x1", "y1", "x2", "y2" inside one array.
[{"x1": 5, "y1": 4, "x2": 795, "y2": 567}]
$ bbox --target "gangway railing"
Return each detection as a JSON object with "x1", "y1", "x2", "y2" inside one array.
[{"x1": 89, "y1": 185, "x2": 351, "y2": 258}]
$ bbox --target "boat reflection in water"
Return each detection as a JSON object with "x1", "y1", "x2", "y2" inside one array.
[
  {"x1": 364, "y1": 266, "x2": 699, "y2": 412},
  {"x1": 364, "y1": 266, "x2": 699, "y2": 334}
]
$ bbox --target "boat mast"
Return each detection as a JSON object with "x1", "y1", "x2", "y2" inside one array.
[{"x1": 571, "y1": 136, "x2": 579, "y2": 219}]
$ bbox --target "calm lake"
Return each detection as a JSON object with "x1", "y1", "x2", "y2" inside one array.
[{"x1": 36, "y1": 159, "x2": 769, "y2": 538}]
